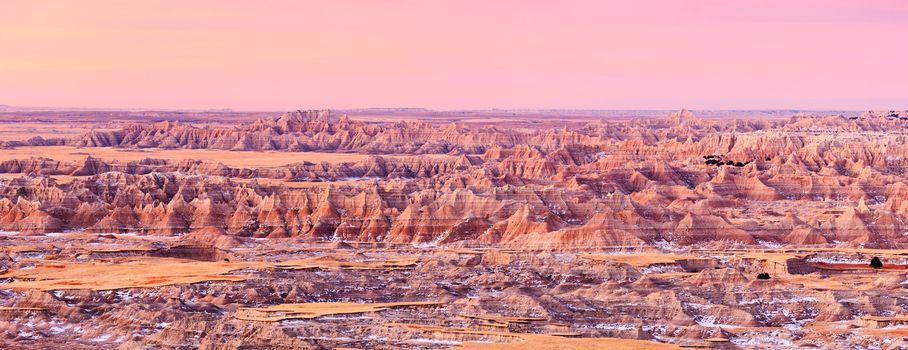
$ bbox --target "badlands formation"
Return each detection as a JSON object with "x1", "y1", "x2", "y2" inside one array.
[{"x1": 1, "y1": 109, "x2": 908, "y2": 349}]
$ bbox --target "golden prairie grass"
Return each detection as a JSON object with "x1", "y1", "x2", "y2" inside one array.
[
  {"x1": 274, "y1": 255, "x2": 418, "y2": 270},
  {"x1": 579, "y1": 253, "x2": 696, "y2": 267},
  {"x1": 860, "y1": 315, "x2": 908, "y2": 322},
  {"x1": 0, "y1": 255, "x2": 419, "y2": 291},
  {"x1": 0, "y1": 174, "x2": 92, "y2": 186},
  {"x1": 644, "y1": 272, "x2": 697, "y2": 279},
  {"x1": 0, "y1": 146, "x2": 372, "y2": 168},
  {"x1": 459, "y1": 333, "x2": 683, "y2": 350},
  {"x1": 440, "y1": 249, "x2": 486, "y2": 255},
  {"x1": 459, "y1": 314, "x2": 547, "y2": 324},
  {"x1": 0, "y1": 123, "x2": 119, "y2": 141},
  {"x1": 860, "y1": 328, "x2": 908, "y2": 337},
  {"x1": 235, "y1": 301, "x2": 442, "y2": 322},
  {"x1": 394, "y1": 324, "x2": 683, "y2": 350},
  {"x1": 80, "y1": 246, "x2": 156, "y2": 253},
  {"x1": 0, "y1": 244, "x2": 53, "y2": 253},
  {"x1": 696, "y1": 247, "x2": 908, "y2": 259},
  {"x1": 0, "y1": 257, "x2": 249, "y2": 291},
  {"x1": 1, "y1": 146, "x2": 456, "y2": 169},
  {"x1": 776, "y1": 274, "x2": 851, "y2": 291}
]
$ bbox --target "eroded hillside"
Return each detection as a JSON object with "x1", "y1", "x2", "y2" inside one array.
[
  {"x1": 2, "y1": 109, "x2": 908, "y2": 349},
  {"x1": 1, "y1": 109, "x2": 907, "y2": 249}
]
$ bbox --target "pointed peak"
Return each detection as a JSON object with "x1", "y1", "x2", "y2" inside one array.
[
  {"x1": 666, "y1": 108, "x2": 700, "y2": 125},
  {"x1": 856, "y1": 197, "x2": 870, "y2": 214}
]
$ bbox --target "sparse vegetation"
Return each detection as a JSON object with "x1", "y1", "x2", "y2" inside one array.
[
  {"x1": 701, "y1": 154, "x2": 751, "y2": 167},
  {"x1": 235, "y1": 301, "x2": 443, "y2": 322},
  {"x1": 870, "y1": 257, "x2": 883, "y2": 269},
  {"x1": 0, "y1": 255, "x2": 418, "y2": 291},
  {"x1": 0, "y1": 146, "x2": 373, "y2": 168}
]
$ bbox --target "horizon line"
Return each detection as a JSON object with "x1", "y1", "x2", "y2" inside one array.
[{"x1": 0, "y1": 104, "x2": 881, "y2": 114}]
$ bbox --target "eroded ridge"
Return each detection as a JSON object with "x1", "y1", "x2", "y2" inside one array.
[{"x1": 1, "y1": 109, "x2": 908, "y2": 348}]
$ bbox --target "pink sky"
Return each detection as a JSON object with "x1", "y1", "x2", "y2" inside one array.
[{"x1": 1, "y1": 0, "x2": 906, "y2": 110}]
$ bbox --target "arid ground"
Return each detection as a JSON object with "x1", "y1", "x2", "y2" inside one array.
[{"x1": 2, "y1": 108, "x2": 908, "y2": 349}]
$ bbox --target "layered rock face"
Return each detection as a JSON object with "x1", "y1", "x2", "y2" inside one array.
[
  {"x1": 4, "y1": 109, "x2": 908, "y2": 349},
  {"x1": 2, "y1": 109, "x2": 908, "y2": 248}
]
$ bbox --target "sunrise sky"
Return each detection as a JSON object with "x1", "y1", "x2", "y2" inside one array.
[{"x1": 1, "y1": 0, "x2": 906, "y2": 110}]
